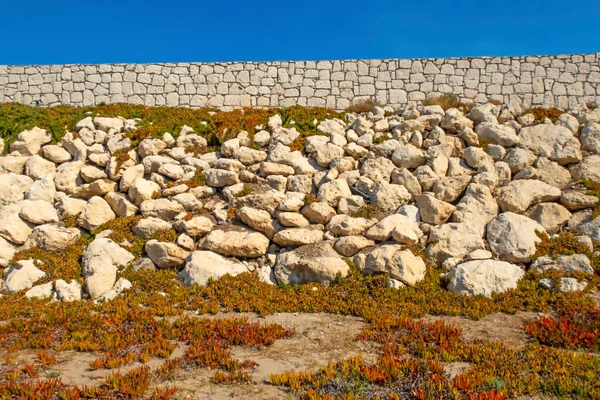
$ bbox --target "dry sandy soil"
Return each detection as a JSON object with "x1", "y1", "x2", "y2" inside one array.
[{"x1": 1, "y1": 310, "x2": 558, "y2": 399}]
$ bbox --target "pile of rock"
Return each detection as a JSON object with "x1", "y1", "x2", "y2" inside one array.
[{"x1": 1, "y1": 102, "x2": 599, "y2": 300}]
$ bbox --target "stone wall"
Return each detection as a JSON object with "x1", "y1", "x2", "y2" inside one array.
[{"x1": 1, "y1": 53, "x2": 599, "y2": 111}]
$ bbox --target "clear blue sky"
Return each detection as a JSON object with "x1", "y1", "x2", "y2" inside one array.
[{"x1": 2, "y1": 0, "x2": 599, "y2": 65}]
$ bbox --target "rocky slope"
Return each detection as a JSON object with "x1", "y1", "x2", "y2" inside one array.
[{"x1": 1, "y1": 102, "x2": 600, "y2": 302}]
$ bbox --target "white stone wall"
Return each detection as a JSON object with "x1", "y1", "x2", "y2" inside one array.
[{"x1": 1, "y1": 53, "x2": 599, "y2": 110}]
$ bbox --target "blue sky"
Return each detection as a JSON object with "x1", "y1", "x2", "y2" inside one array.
[{"x1": 1, "y1": 0, "x2": 599, "y2": 65}]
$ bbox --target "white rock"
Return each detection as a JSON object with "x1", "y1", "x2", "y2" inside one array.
[
  {"x1": 133, "y1": 217, "x2": 172, "y2": 239},
  {"x1": 452, "y1": 184, "x2": 498, "y2": 236},
  {"x1": 326, "y1": 215, "x2": 376, "y2": 236},
  {"x1": 487, "y1": 212, "x2": 545, "y2": 263},
  {"x1": 415, "y1": 194, "x2": 455, "y2": 225},
  {"x1": 391, "y1": 144, "x2": 427, "y2": 169},
  {"x1": 527, "y1": 203, "x2": 571, "y2": 233},
  {"x1": 334, "y1": 236, "x2": 375, "y2": 257},
  {"x1": 201, "y1": 227, "x2": 269, "y2": 258},
  {"x1": 25, "y1": 282, "x2": 54, "y2": 299},
  {"x1": 54, "y1": 279, "x2": 83, "y2": 301},
  {"x1": 273, "y1": 228, "x2": 324, "y2": 247},
  {"x1": 19, "y1": 200, "x2": 59, "y2": 225},
  {"x1": 178, "y1": 250, "x2": 248, "y2": 286},
  {"x1": 77, "y1": 196, "x2": 116, "y2": 231},
  {"x1": 42, "y1": 145, "x2": 72, "y2": 163},
  {"x1": 354, "y1": 244, "x2": 426, "y2": 286},
  {"x1": 81, "y1": 238, "x2": 134, "y2": 299},
  {"x1": 447, "y1": 260, "x2": 524, "y2": 297},
  {"x1": 179, "y1": 216, "x2": 214, "y2": 238},
  {"x1": 530, "y1": 254, "x2": 593, "y2": 274},
  {"x1": 10, "y1": 127, "x2": 52, "y2": 156},
  {"x1": 518, "y1": 124, "x2": 581, "y2": 165},
  {"x1": 145, "y1": 240, "x2": 191, "y2": 269},
  {"x1": 25, "y1": 224, "x2": 80, "y2": 252},
  {"x1": 496, "y1": 180, "x2": 561, "y2": 214},
  {"x1": 275, "y1": 242, "x2": 349, "y2": 285},
  {"x1": 0, "y1": 203, "x2": 33, "y2": 244},
  {"x1": 369, "y1": 182, "x2": 411, "y2": 214},
  {"x1": 0, "y1": 237, "x2": 16, "y2": 267},
  {"x1": 105, "y1": 192, "x2": 139, "y2": 217},
  {"x1": 366, "y1": 214, "x2": 422, "y2": 245},
  {"x1": 0, "y1": 173, "x2": 33, "y2": 207},
  {"x1": 317, "y1": 179, "x2": 352, "y2": 207},
  {"x1": 93, "y1": 117, "x2": 124, "y2": 132},
  {"x1": 25, "y1": 155, "x2": 56, "y2": 180},
  {"x1": 475, "y1": 122, "x2": 519, "y2": 147},
  {"x1": 426, "y1": 223, "x2": 486, "y2": 266},
  {"x1": 2, "y1": 259, "x2": 46, "y2": 294},
  {"x1": 25, "y1": 175, "x2": 56, "y2": 203}
]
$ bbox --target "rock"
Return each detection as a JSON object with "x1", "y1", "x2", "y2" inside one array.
[
  {"x1": 120, "y1": 164, "x2": 145, "y2": 192},
  {"x1": 486, "y1": 212, "x2": 545, "y2": 263},
  {"x1": 138, "y1": 138, "x2": 167, "y2": 158},
  {"x1": 446, "y1": 260, "x2": 524, "y2": 297},
  {"x1": 359, "y1": 157, "x2": 396, "y2": 182},
  {"x1": 0, "y1": 204, "x2": 33, "y2": 244},
  {"x1": 427, "y1": 223, "x2": 486, "y2": 266},
  {"x1": 317, "y1": 179, "x2": 352, "y2": 207},
  {"x1": 42, "y1": 145, "x2": 72, "y2": 163},
  {"x1": 54, "y1": 161, "x2": 83, "y2": 194},
  {"x1": 10, "y1": 127, "x2": 52, "y2": 156},
  {"x1": 518, "y1": 124, "x2": 581, "y2": 165},
  {"x1": 128, "y1": 178, "x2": 161, "y2": 206},
  {"x1": 366, "y1": 214, "x2": 422, "y2": 244},
  {"x1": 273, "y1": 228, "x2": 324, "y2": 247},
  {"x1": 369, "y1": 182, "x2": 411, "y2": 214},
  {"x1": 452, "y1": 184, "x2": 498, "y2": 236},
  {"x1": 204, "y1": 169, "x2": 240, "y2": 187},
  {"x1": 140, "y1": 199, "x2": 185, "y2": 221},
  {"x1": 25, "y1": 282, "x2": 54, "y2": 299},
  {"x1": 415, "y1": 194, "x2": 455, "y2": 225},
  {"x1": 560, "y1": 191, "x2": 599, "y2": 211},
  {"x1": 105, "y1": 192, "x2": 139, "y2": 217},
  {"x1": 94, "y1": 117, "x2": 124, "y2": 132},
  {"x1": 25, "y1": 175, "x2": 56, "y2": 203},
  {"x1": 0, "y1": 173, "x2": 33, "y2": 206},
  {"x1": 526, "y1": 203, "x2": 571, "y2": 233},
  {"x1": 25, "y1": 155, "x2": 56, "y2": 180},
  {"x1": 2, "y1": 260, "x2": 46, "y2": 294},
  {"x1": 80, "y1": 165, "x2": 107, "y2": 183},
  {"x1": 432, "y1": 176, "x2": 471, "y2": 203},
  {"x1": 315, "y1": 143, "x2": 344, "y2": 167},
  {"x1": 496, "y1": 180, "x2": 561, "y2": 214},
  {"x1": 334, "y1": 236, "x2": 375, "y2": 257},
  {"x1": 178, "y1": 250, "x2": 248, "y2": 286},
  {"x1": 98, "y1": 278, "x2": 133, "y2": 302},
  {"x1": 275, "y1": 242, "x2": 349, "y2": 285},
  {"x1": 0, "y1": 156, "x2": 29, "y2": 174},
  {"x1": 19, "y1": 200, "x2": 59, "y2": 225},
  {"x1": 354, "y1": 245, "x2": 426, "y2": 286},
  {"x1": 533, "y1": 158, "x2": 573, "y2": 189},
  {"x1": 530, "y1": 254, "x2": 593, "y2": 274},
  {"x1": 326, "y1": 215, "x2": 376, "y2": 236},
  {"x1": 81, "y1": 238, "x2": 134, "y2": 299},
  {"x1": 0, "y1": 237, "x2": 16, "y2": 267},
  {"x1": 579, "y1": 123, "x2": 600, "y2": 154},
  {"x1": 463, "y1": 147, "x2": 494, "y2": 170},
  {"x1": 391, "y1": 144, "x2": 427, "y2": 169},
  {"x1": 559, "y1": 277, "x2": 587, "y2": 292},
  {"x1": 25, "y1": 224, "x2": 80, "y2": 252},
  {"x1": 202, "y1": 227, "x2": 269, "y2": 258},
  {"x1": 318, "y1": 119, "x2": 346, "y2": 135},
  {"x1": 77, "y1": 196, "x2": 115, "y2": 231},
  {"x1": 277, "y1": 212, "x2": 310, "y2": 227},
  {"x1": 179, "y1": 216, "x2": 214, "y2": 238},
  {"x1": 390, "y1": 168, "x2": 422, "y2": 199},
  {"x1": 475, "y1": 122, "x2": 518, "y2": 147},
  {"x1": 133, "y1": 217, "x2": 172, "y2": 239},
  {"x1": 301, "y1": 202, "x2": 336, "y2": 225},
  {"x1": 55, "y1": 194, "x2": 87, "y2": 217},
  {"x1": 54, "y1": 279, "x2": 82, "y2": 301},
  {"x1": 468, "y1": 104, "x2": 498, "y2": 124},
  {"x1": 504, "y1": 148, "x2": 537, "y2": 173},
  {"x1": 145, "y1": 240, "x2": 190, "y2": 269},
  {"x1": 570, "y1": 155, "x2": 600, "y2": 182},
  {"x1": 158, "y1": 164, "x2": 184, "y2": 180},
  {"x1": 337, "y1": 196, "x2": 365, "y2": 215},
  {"x1": 237, "y1": 207, "x2": 279, "y2": 238},
  {"x1": 71, "y1": 179, "x2": 117, "y2": 198}
]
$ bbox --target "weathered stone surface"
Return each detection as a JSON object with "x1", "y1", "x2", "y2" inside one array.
[
  {"x1": 487, "y1": 212, "x2": 545, "y2": 263},
  {"x1": 201, "y1": 227, "x2": 269, "y2": 258},
  {"x1": 415, "y1": 194, "x2": 455, "y2": 225},
  {"x1": 496, "y1": 180, "x2": 561, "y2": 214},
  {"x1": 145, "y1": 240, "x2": 190, "y2": 269},
  {"x1": 81, "y1": 238, "x2": 134, "y2": 299},
  {"x1": 518, "y1": 124, "x2": 581, "y2": 165},
  {"x1": 530, "y1": 254, "x2": 593, "y2": 274},
  {"x1": 273, "y1": 228, "x2": 324, "y2": 247},
  {"x1": 326, "y1": 215, "x2": 376, "y2": 236},
  {"x1": 0, "y1": 173, "x2": 33, "y2": 206},
  {"x1": 447, "y1": 260, "x2": 525, "y2": 297},
  {"x1": 25, "y1": 224, "x2": 81, "y2": 252},
  {"x1": 77, "y1": 196, "x2": 115, "y2": 231},
  {"x1": 369, "y1": 182, "x2": 411, "y2": 214},
  {"x1": 275, "y1": 242, "x2": 349, "y2": 285},
  {"x1": 238, "y1": 207, "x2": 279, "y2": 239},
  {"x1": 354, "y1": 245, "x2": 426, "y2": 286},
  {"x1": 178, "y1": 251, "x2": 248, "y2": 286},
  {"x1": 427, "y1": 223, "x2": 486, "y2": 266},
  {"x1": 334, "y1": 236, "x2": 375, "y2": 257}
]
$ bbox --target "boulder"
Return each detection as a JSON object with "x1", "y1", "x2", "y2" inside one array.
[
  {"x1": 25, "y1": 282, "x2": 54, "y2": 300},
  {"x1": 560, "y1": 191, "x2": 599, "y2": 211},
  {"x1": 237, "y1": 207, "x2": 279, "y2": 239},
  {"x1": 25, "y1": 175, "x2": 56, "y2": 203},
  {"x1": 496, "y1": 180, "x2": 561, "y2": 214},
  {"x1": 334, "y1": 236, "x2": 375, "y2": 257},
  {"x1": 140, "y1": 199, "x2": 185, "y2": 221},
  {"x1": 530, "y1": 254, "x2": 593, "y2": 274},
  {"x1": 318, "y1": 179, "x2": 352, "y2": 207},
  {"x1": 201, "y1": 227, "x2": 269, "y2": 258},
  {"x1": 273, "y1": 228, "x2": 324, "y2": 247},
  {"x1": 19, "y1": 200, "x2": 59, "y2": 225},
  {"x1": 301, "y1": 202, "x2": 337, "y2": 225},
  {"x1": 0, "y1": 204, "x2": 33, "y2": 244},
  {"x1": 24, "y1": 155, "x2": 56, "y2": 180},
  {"x1": 447, "y1": 260, "x2": 525, "y2": 297},
  {"x1": 145, "y1": 240, "x2": 191, "y2": 269},
  {"x1": 77, "y1": 196, "x2": 115, "y2": 231},
  {"x1": 366, "y1": 214, "x2": 422, "y2": 245},
  {"x1": 133, "y1": 217, "x2": 172, "y2": 239},
  {"x1": 452, "y1": 184, "x2": 498, "y2": 236},
  {"x1": 178, "y1": 251, "x2": 248, "y2": 286},
  {"x1": 275, "y1": 242, "x2": 349, "y2": 285},
  {"x1": 0, "y1": 237, "x2": 16, "y2": 268},
  {"x1": 54, "y1": 161, "x2": 83, "y2": 194},
  {"x1": 81, "y1": 238, "x2": 134, "y2": 299},
  {"x1": 475, "y1": 122, "x2": 519, "y2": 147},
  {"x1": 179, "y1": 216, "x2": 214, "y2": 238},
  {"x1": 391, "y1": 144, "x2": 427, "y2": 169},
  {"x1": 25, "y1": 224, "x2": 81, "y2": 252},
  {"x1": 432, "y1": 176, "x2": 471, "y2": 203},
  {"x1": 415, "y1": 194, "x2": 455, "y2": 225},
  {"x1": 369, "y1": 182, "x2": 411, "y2": 214},
  {"x1": 326, "y1": 215, "x2": 376, "y2": 236},
  {"x1": 10, "y1": 127, "x2": 52, "y2": 156},
  {"x1": 580, "y1": 123, "x2": 600, "y2": 154},
  {"x1": 426, "y1": 223, "x2": 486, "y2": 266},
  {"x1": 486, "y1": 212, "x2": 545, "y2": 263},
  {"x1": 2, "y1": 259, "x2": 46, "y2": 294},
  {"x1": 54, "y1": 279, "x2": 83, "y2": 302},
  {"x1": 0, "y1": 173, "x2": 33, "y2": 206},
  {"x1": 570, "y1": 155, "x2": 600, "y2": 182},
  {"x1": 128, "y1": 178, "x2": 161, "y2": 206},
  {"x1": 354, "y1": 245, "x2": 426, "y2": 286},
  {"x1": 526, "y1": 203, "x2": 571, "y2": 233},
  {"x1": 518, "y1": 124, "x2": 581, "y2": 165},
  {"x1": 105, "y1": 192, "x2": 139, "y2": 217}
]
